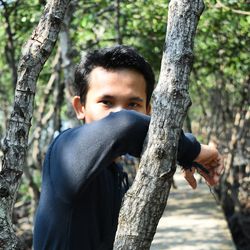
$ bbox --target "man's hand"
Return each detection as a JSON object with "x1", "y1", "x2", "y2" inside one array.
[{"x1": 183, "y1": 142, "x2": 224, "y2": 189}]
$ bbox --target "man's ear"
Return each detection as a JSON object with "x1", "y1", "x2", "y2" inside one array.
[
  {"x1": 72, "y1": 96, "x2": 85, "y2": 120},
  {"x1": 146, "y1": 103, "x2": 151, "y2": 115}
]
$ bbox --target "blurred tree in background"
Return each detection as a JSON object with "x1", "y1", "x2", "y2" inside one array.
[{"x1": 0, "y1": 0, "x2": 249, "y2": 249}]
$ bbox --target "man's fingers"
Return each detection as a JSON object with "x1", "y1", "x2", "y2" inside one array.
[
  {"x1": 197, "y1": 162, "x2": 223, "y2": 186},
  {"x1": 192, "y1": 142, "x2": 224, "y2": 187},
  {"x1": 183, "y1": 168, "x2": 197, "y2": 189},
  {"x1": 210, "y1": 154, "x2": 224, "y2": 183},
  {"x1": 208, "y1": 141, "x2": 217, "y2": 148},
  {"x1": 186, "y1": 176, "x2": 197, "y2": 189}
]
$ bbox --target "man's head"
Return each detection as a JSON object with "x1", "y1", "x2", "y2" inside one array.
[{"x1": 73, "y1": 45, "x2": 155, "y2": 123}]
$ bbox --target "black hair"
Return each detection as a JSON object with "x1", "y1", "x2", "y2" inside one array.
[{"x1": 74, "y1": 45, "x2": 155, "y2": 106}]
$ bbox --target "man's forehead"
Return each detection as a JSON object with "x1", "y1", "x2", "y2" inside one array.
[
  {"x1": 88, "y1": 67, "x2": 146, "y2": 87},
  {"x1": 89, "y1": 66, "x2": 144, "y2": 79}
]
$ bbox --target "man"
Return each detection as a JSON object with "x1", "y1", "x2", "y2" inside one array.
[{"x1": 33, "y1": 45, "x2": 223, "y2": 249}]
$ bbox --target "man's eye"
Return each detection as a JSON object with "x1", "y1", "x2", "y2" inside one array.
[
  {"x1": 101, "y1": 100, "x2": 113, "y2": 107},
  {"x1": 128, "y1": 103, "x2": 139, "y2": 108}
]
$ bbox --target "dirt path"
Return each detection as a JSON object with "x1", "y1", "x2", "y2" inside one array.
[{"x1": 151, "y1": 170, "x2": 235, "y2": 250}]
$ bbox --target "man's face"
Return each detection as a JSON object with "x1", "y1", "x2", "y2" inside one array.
[{"x1": 73, "y1": 67, "x2": 150, "y2": 123}]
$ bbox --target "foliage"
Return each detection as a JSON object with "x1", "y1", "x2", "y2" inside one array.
[{"x1": 190, "y1": 0, "x2": 250, "y2": 139}]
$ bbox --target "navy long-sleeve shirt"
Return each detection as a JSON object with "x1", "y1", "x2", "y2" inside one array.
[{"x1": 33, "y1": 110, "x2": 200, "y2": 250}]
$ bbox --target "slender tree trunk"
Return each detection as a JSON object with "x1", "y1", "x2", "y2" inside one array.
[
  {"x1": 30, "y1": 48, "x2": 61, "y2": 169},
  {"x1": 59, "y1": 0, "x2": 80, "y2": 127},
  {"x1": 115, "y1": 0, "x2": 122, "y2": 45},
  {"x1": 114, "y1": 1, "x2": 204, "y2": 249},
  {"x1": 1, "y1": 0, "x2": 18, "y2": 91},
  {"x1": 220, "y1": 108, "x2": 250, "y2": 201},
  {"x1": 0, "y1": 0, "x2": 70, "y2": 248}
]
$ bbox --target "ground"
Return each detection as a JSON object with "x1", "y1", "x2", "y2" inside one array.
[{"x1": 151, "y1": 170, "x2": 235, "y2": 250}]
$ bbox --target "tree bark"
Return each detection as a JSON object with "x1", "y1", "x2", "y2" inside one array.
[
  {"x1": 0, "y1": 0, "x2": 70, "y2": 248},
  {"x1": 59, "y1": 0, "x2": 80, "y2": 127},
  {"x1": 0, "y1": 0, "x2": 18, "y2": 91},
  {"x1": 114, "y1": 1, "x2": 204, "y2": 249}
]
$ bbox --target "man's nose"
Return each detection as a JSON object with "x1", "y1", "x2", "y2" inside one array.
[{"x1": 111, "y1": 106, "x2": 123, "y2": 113}]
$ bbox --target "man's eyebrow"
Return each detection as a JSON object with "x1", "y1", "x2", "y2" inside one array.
[
  {"x1": 129, "y1": 97, "x2": 144, "y2": 102},
  {"x1": 99, "y1": 95, "x2": 144, "y2": 102},
  {"x1": 99, "y1": 95, "x2": 115, "y2": 99}
]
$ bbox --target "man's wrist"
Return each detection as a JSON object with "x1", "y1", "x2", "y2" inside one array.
[{"x1": 177, "y1": 132, "x2": 201, "y2": 169}]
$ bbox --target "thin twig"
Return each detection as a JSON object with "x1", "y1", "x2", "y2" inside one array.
[{"x1": 215, "y1": 1, "x2": 250, "y2": 16}]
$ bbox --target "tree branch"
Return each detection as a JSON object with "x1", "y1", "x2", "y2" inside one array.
[
  {"x1": 1, "y1": 0, "x2": 18, "y2": 91},
  {"x1": 0, "y1": 0, "x2": 71, "y2": 248},
  {"x1": 114, "y1": 0, "x2": 204, "y2": 249},
  {"x1": 215, "y1": 1, "x2": 250, "y2": 16}
]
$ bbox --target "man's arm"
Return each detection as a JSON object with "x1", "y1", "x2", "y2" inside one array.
[
  {"x1": 49, "y1": 110, "x2": 149, "y2": 200},
  {"x1": 49, "y1": 110, "x2": 222, "y2": 199}
]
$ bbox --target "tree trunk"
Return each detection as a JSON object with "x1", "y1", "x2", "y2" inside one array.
[
  {"x1": 114, "y1": 1, "x2": 204, "y2": 249},
  {"x1": 0, "y1": 0, "x2": 70, "y2": 248},
  {"x1": 1, "y1": 0, "x2": 18, "y2": 91},
  {"x1": 115, "y1": 0, "x2": 122, "y2": 45},
  {"x1": 59, "y1": 0, "x2": 80, "y2": 127}
]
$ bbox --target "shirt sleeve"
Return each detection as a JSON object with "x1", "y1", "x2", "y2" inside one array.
[
  {"x1": 177, "y1": 130, "x2": 201, "y2": 169},
  {"x1": 49, "y1": 110, "x2": 149, "y2": 200},
  {"x1": 49, "y1": 110, "x2": 200, "y2": 200}
]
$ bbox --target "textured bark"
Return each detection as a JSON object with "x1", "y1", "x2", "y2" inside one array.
[
  {"x1": 0, "y1": 0, "x2": 18, "y2": 91},
  {"x1": 114, "y1": 1, "x2": 204, "y2": 249},
  {"x1": 59, "y1": 0, "x2": 80, "y2": 127},
  {"x1": 0, "y1": 0, "x2": 70, "y2": 248}
]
